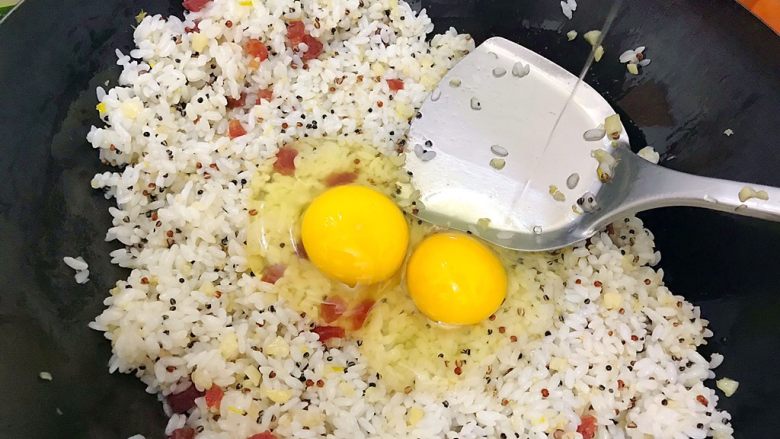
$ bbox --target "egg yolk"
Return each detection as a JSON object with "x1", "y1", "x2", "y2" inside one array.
[
  {"x1": 406, "y1": 232, "x2": 507, "y2": 325},
  {"x1": 301, "y1": 185, "x2": 409, "y2": 285}
]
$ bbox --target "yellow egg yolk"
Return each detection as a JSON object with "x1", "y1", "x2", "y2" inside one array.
[
  {"x1": 406, "y1": 232, "x2": 507, "y2": 325},
  {"x1": 301, "y1": 185, "x2": 409, "y2": 285}
]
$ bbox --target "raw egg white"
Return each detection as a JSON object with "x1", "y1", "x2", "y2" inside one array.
[{"x1": 247, "y1": 139, "x2": 545, "y2": 391}]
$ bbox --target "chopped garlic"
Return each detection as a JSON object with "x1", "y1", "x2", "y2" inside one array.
[
  {"x1": 420, "y1": 73, "x2": 438, "y2": 89},
  {"x1": 264, "y1": 336, "x2": 290, "y2": 358},
  {"x1": 245, "y1": 365, "x2": 262, "y2": 387},
  {"x1": 591, "y1": 149, "x2": 616, "y2": 168},
  {"x1": 548, "y1": 356, "x2": 568, "y2": 371},
  {"x1": 490, "y1": 158, "x2": 506, "y2": 170},
  {"x1": 191, "y1": 367, "x2": 212, "y2": 390},
  {"x1": 567, "y1": 30, "x2": 578, "y2": 41},
  {"x1": 371, "y1": 62, "x2": 386, "y2": 77},
  {"x1": 219, "y1": 332, "x2": 240, "y2": 360},
  {"x1": 338, "y1": 382, "x2": 355, "y2": 397},
  {"x1": 596, "y1": 167, "x2": 611, "y2": 183},
  {"x1": 604, "y1": 114, "x2": 622, "y2": 140},
  {"x1": 227, "y1": 405, "x2": 247, "y2": 415},
  {"x1": 548, "y1": 185, "x2": 566, "y2": 202},
  {"x1": 592, "y1": 148, "x2": 617, "y2": 182},
  {"x1": 602, "y1": 290, "x2": 623, "y2": 310},
  {"x1": 120, "y1": 98, "x2": 144, "y2": 119},
  {"x1": 583, "y1": 30, "x2": 602, "y2": 46},
  {"x1": 627, "y1": 63, "x2": 639, "y2": 75},
  {"x1": 199, "y1": 281, "x2": 216, "y2": 297},
  {"x1": 723, "y1": 128, "x2": 734, "y2": 137},
  {"x1": 395, "y1": 102, "x2": 415, "y2": 120},
  {"x1": 191, "y1": 33, "x2": 209, "y2": 53},
  {"x1": 637, "y1": 146, "x2": 660, "y2": 164},
  {"x1": 594, "y1": 45, "x2": 604, "y2": 62},
  {"x1": 716, "y1": 377, "x2": 739, "y2": 397},
  {"x1": 39, "y1": 371, "x2": 53, "y2": 381},
  {"x1": 265, "y1": 388, "x2": 292, "y2": 404},
  {"x1": 407, "y1": 406, "x2": 425, "y2": 426},
  {"x1": 135, "y1": 10, "x2": 147, "y2": 24},
  {"x1": 738, "y1": 186, "x2": 769, "y2": 203}
]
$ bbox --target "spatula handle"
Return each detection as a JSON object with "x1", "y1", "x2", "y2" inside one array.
[{"x1": 611, "y1": 147, "x2": 780, "y2": 221}]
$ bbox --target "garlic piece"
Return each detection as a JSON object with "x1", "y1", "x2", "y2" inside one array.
[
  {"x1": 738, "y1": 186, "x2": 769, "y2": 203},
  {"x1": 716, "y1": 378, "x2": 739, "y2": 397},
  {"x1": 604, "y1": 114, "x2": 622, "y2": 140}
]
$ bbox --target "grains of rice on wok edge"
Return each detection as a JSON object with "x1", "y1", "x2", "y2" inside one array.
[{"x1": 86, "y1": 1, "x2": 734, "y2": 438}]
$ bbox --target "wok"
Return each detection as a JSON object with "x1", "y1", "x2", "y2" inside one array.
[{"x1": 0, "y1": 0, "x2": 778, "y2": 437}]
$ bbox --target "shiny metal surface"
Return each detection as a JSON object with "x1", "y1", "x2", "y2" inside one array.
[{"x1": 406, "y1": 37, "x2": 780, "y2": 251}]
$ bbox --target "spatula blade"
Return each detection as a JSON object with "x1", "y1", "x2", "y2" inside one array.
[{"x1": 406, "y1": 37, "x2": 627, "y2": 250}]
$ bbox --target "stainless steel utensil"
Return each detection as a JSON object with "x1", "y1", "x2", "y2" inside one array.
[{"x1": 405, "y1": 37, "x2": 780, "y2": 251}]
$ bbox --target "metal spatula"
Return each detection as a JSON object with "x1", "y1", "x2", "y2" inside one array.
[{"x1": 405, "y1": 37, "x2": 780, "y2": 251}]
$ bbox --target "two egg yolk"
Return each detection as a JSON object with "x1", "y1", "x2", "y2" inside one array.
[{"x1": 300, "y1": 185, "x2": 507, "y2": 325}]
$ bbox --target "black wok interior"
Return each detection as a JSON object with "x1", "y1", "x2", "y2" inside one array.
[{"x1": 1, "y1": 0, "x2": 778, "y2": 437}]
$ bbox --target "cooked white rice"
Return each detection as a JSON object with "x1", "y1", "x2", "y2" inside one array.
[
  {"x1": 87, "y1": 1, "x2": 733, "y2": 438},
  {"x1": 64, "y1": 256, "x2": 90, "y2": 284}
]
